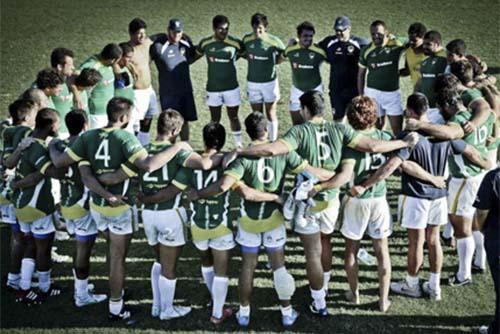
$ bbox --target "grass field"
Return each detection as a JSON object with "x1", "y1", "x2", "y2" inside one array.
[{"x1": 1, "y1": 0, "x2": 499, "y2": 333}]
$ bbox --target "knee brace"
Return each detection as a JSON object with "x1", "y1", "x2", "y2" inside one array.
[{"x1": 273, "y1": 267, "x2": 295, "y2": 300}]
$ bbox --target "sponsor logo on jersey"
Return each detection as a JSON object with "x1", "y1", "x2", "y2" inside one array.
[
  {"x1": 347, "y1": 45, "x2": 355, "y2": 54},
  {"x1": 309, "y1": 52, "x2": 315, "y2": 59}
]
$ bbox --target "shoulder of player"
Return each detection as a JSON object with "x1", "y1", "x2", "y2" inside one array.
[
  {"x1": 387, "y1": 34, "x2": 404, "y2": 47},
  {"x1": 80, "y1": 55, "x2": 100, "y2": 69},
  {"x1": 284, "y1": 43, "x2": 301, "y2": 55},
  {"x1": 225, "y1": 35, "x2": 243, "y2": 49},
  {"x1": 242, "y1": 32, "x2": 255, "y2": 43},
  {"x1": 310, "y1": 44, "x2": 326, "y2": 57},
  {"x1": 360, "y1": 42, "x2": 376, "y2": 56},
  {"x1": 198, "y1": 35, "x2": 215, "y2": 48}
]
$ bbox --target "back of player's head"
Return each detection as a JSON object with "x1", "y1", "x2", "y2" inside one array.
[
  {"x1": 450, "y1": 60, "x2": 474, "y2": 85},
  {"x1": 203, "y1": 122, "x2": 226, "y2": 151},
  {"x1": 434, "y1": 73, "x2": 460, "y2": 95},
  {"x1": 407, "y1": 93, "x2": 429, "y2": 116},
  {"x1": 251, "y1": 13, "x2": 268, "y2": 28},
  {"x1": 35, "y1": 108, "x2": 59, "y2": 131},
  {"x1": 129, "y1": 17, "x2": 147, "y2": 34},
  {"x1": 436, "y1": 86, "x2": 462, "y2": 112},
  {"x1": 446, "y1": 39, "x2": 466, "y2": 56},
  {"x1": 299, "y1": 91, "x2": 325, "y2": 116},
  {"x1": 212, "y1": 15, "x2": 229, "y2": 29},
  {"x1": 119, "y1": 42, "x2": 134, "y2": 55},
  {"x1": 408, "y1": 22, "x2": 426, "y2": 37},
  {"x1": 100, "y1": 43, "x2": 123, "y2": 61},
  {"x1": 466, "y1": 55, "x2": 485, "y2": 77},
  {"x1": 65, "y1": 109, "x2": 88, "y2": 136},
  {"x1": 297, "y1": 21, "x2": 315, "y2": 35},
  {"x1": 36, "y1": 68, "x2": 63, "y2": 89},
  {"x1": 50, "y1": 47, "x2": 74, "y2": 68},
  {"x1": 245, "y1": 112, "x2": 267, "y2": 140},
  {"x1": 424, "y1": 30, "x2": 442, "y2": 44},
  {"x1": 157, "y1": 109, "x2": 184, "y2": 135},
  {"x1": 370, "y1": 20, "x2": 387, "y2": 30},
  {"x1": 74, "y1": 68, "x2": 102, "y2": 88},
  {"x1": 20, "y1": 88, "x2": 48, "y2": 108},
  {"x1": 9, "y1": 99, "x2": 37, "y2": 125},
  {"x1": 346, "y1": 96, "x2": 378, "y2": 130},
  {"x1": 107, "y1": 97, "x2": 133, "y2": 122}
]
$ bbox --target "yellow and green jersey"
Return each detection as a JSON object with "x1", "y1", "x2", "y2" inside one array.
[
  {"x1": 56, "y1": 139, "x2": 89, "y2": 220},
  {"x1": 284, "y1": 44, "x2": 326, "y2": 91},
  {"x1": 405, "y1": 47, "x2": 427, "y2": 86},
  {"x1": 79, "y1": 56, "x2": 115, "y2": 115},
  {"x1": 280, "y1": 119, "x2": 360, "y2": 204},
  {"x1": 359, "y1": 36, "x2": 405, "y2": 91},
  {"x1": 448, "y1": 110, "x2": 495, "y2": 178},
  {"x1": 12, "y1": 139, "x2": 55, "y2": 222},
  {"x1": 418, "y1": 49, "x2": 447, "y2": 107},
  {"x1": 225, "y1": 145, "x2": 307, "y2": 233},
  {"x1": 114, "y1": 66, "x2": 135, "y2": 102},
  {"x1": 242, "y1": 32, "x2": 285, "y2": 83},
  {"x1": 196, "y1": 35, "x2": 244, "y2": 92},
  {"x1": 67, "y1": 128, "x2": 147, "y2": 216},
  {"x1": 52, "y1": 83, "x2": 73, "y2": 134},
  {"x1": 342, "y1": 129, "x2": 392, "y2": 199},
  {"x1": 174, "y1": 164, "x2": 232, "y2": 241},
  {"x1": 138, "y1": 141, "x2": 192, "y2": 211}
]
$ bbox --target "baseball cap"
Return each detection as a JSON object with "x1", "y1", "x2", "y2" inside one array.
[
  {"x1": 334, "y1": 16, "x2": 351, "y2": 31},
  {"x1": 168, "y1": 18, "x2": 183, "y2": 32}
]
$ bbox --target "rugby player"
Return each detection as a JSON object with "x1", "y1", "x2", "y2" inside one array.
[
  {"x1": 50, "y1": 47, "x2": 75, "y2": 139},
  {"x1": 72, "y1": 68, "x2": 103, "y2": 116},
  {"x1": 400, "y1": 22, "x2": 427, "y2": 88},
  {"x1": 35, "y1": 68, "x2": 64, "y2": 109},
  {"x1": 113, "y1": 42, "x2": 136, "y2": 133}
]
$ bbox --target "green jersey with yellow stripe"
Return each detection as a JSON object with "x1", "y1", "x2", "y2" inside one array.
[
  {"x1": 174, "y1": 164, "x2": 232, "y2": 241},
  {"x1": 56, "y1": 139, "x2": 89, "y2": 220},
  {"x1": 67, "y1": 128, "x2": 147, "y2": 216},
  {"x1": 342, "y1": 129, "x2": 392, "y2": 199},
  {"x1": 448, "y1": 110, "x2": 495, "y2": 178},
  {"x1": 242, "y1": 32, "x2": 285, "y2": 83},
  {"x1": 12, "y1": 139, "x2": 55, "y2": 222},
  {"x1": 196, "y1": 35, "x2": 244, "y2": 92},
  {"x1": 280, "y1": 119, "x2": 359, "y2": 208},
  {"x1": 52, "y1": 83, "x2": 73, "y2": 134},
  {"x1": 359, "y1": 36, "x2": 405, "y2": 91},
  {"x1": 418, "y1": 49, "x2": 447, "y2": 108},
  {"x1": 139, "y1": 141, "x2": 192, "y2": 211},
  {"x1": 284, "y1": 44, "x2": 326, "y2": 91},
  {"x1": 79, "y1": 56, "x2": 115, "y2": 115},
  {"x1": 461, "y1": 88, "x2": 483, "y2": 109},
  {"x1": 225, "y1": 145, "x2": 306, "y2": 233}
]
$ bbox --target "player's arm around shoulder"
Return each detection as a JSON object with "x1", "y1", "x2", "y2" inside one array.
[{"x1": 234, "y1": 182, "x2": 281, "y2": 204}]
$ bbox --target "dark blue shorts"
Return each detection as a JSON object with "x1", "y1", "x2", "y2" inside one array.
[{"x1": 160, "y1": 92, "x2": 197, "y2": 122}]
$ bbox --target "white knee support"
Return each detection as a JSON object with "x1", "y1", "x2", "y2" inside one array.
[{"x1": 273, "y1": 267, "x2": 295, "y2": 300}]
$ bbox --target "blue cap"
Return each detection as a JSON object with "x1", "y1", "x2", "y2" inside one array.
[
  {"x1": 168, "y1": 18, "x2": 183, "y2": 32},
  {"x1": 334, "y1": 16, "x2": 351, "y2": 30}
]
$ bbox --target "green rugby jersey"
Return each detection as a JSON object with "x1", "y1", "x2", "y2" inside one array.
[
  {"x1": 6, "y1": 125, "x2": 32, "y2": 158},
  {"x1": 280, "y1": 119, "x2": 360, "y2": 206},
  {"x1": 114, "y1": 66, "x2": 135, "y2": 102},
  {"x1": 225, "y1": 143, "x2": 307, "y2": 233},
  {"x1": 52, "y1": 83, "x2": 73, "y2": 134},
  {"x1": 418, "y1": 49, "x2": 447, "y2": 108},
  {"x1": 174, "y1": 164, "x2": 232, "y2": 241},
  {"x1": 448, "y1": 110, "x2": 495, "y2": 178},
  {"x1": 359, "y1": 36, "x2": 405, "y2": 91},
  {"x1": 79, "y1": 56, "x2": 115, "y2": 115},
  {"x1": 284, "y1": 44, "x2": 326, "y2": 91},
  {"x1": 67, "y1": 127, "x2": 147, "y2": 216},
  {"x1": 242, "y1": 32, "x2": 286, "y2": 83},
  {"x1": 79, "y1": 89, "x2": 90, "y2": 116},
  {"x1": 139, "y1": 140, "x2": 192, "y2": 211},
  {"x1": 342, "y1": 129, "x2": 392, "y2": 199},
  {"x1": 196, "y1": 35, "x2": 244, "y2": 92},
  {"x1": 56, "y1": 139, "x2": 89, "y2": 220},
  {"x1": 12, "y1": 138, "x2": 55, "y2": 222},
  {"x1": 461, "y1": 88, "x2": 483, "y2": 109}
]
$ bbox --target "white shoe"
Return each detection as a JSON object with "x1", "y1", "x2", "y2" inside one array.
[
  {"x1": 422, "y1": 281, "x2": 441, "y2": 301},
  {"x1": 159, "y1": 305, "x2": 192, "y2": 320},
  {"x1": 151, "y1": 305, "x2": 160, "y2": 317},
  {"x1": 75, "y1": 292, "x2": 107, "y2": 307},
  {"x1": 55, "y1": 230, "x2": 70, "y2": 241},
  {"x1": 51, "y1": 247, "x2": 71, "y2": 263},
  {"x1": 390, "y1": 280, "x2": 422, "y2": 298},
  {"x1": 73, "y1": 283, "x2": 95, "y2": 300}
]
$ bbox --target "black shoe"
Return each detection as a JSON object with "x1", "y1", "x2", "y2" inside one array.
[
  {"x1": 471, "y1": 264, "x2": 485, "y2": 274},
  {"x1": 448, "y1": 274, "x2": 472, "y2": 287},
  {"x1": 109, "y1": 307, "x2": 137, "y2": 326},
  {"x1": 38, "y1": 285, "x2": 62, "y2": 301},
  {"x1": 16, "y1": 289, "x2": 43, "y2": 306}
]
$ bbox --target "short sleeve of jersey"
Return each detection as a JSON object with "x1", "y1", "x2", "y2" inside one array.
[
  {"x1": 358, "y1": 45, "x2": 369, "y2": 67},
  {"x1": 473, "y1": 169, "x2": 499, "y2": 210},
  {"x1": 121, "y1": 133, "x2": 147, "y2": 163},
  {"x1": 340, "y1": 123, "x2": 360, "y2": 147},
  {"x1": 448, "y1": 112, "x2": 467, "y2": 127},
  {"x1": 224, "y1": 157, "x2": 245, "y2": 181},
  {"x1": 395, "y1": 131, "x2": 411, "y2": 161},
  {"x1": 450, "y1": 139, "x2": 467, "y2": 154},
  {"x1": 177, "y1": 149, "x2": 194, "y2": 167},
  {"x1": 196, "y1": 38, "x2": 206, "y2": 55},
  {"x1": 29, "y1": 145, "x2": 52, "y2": 175},
  {"x1": 286, "y1": 151, "x2": 307, "y2": 174},
  {"x1": 280, "y1": 125, "x2": 301, "y2": 151},
  {"x1": 173, "y1": 167, "x2": 193, "y2": 189},
  {"x1": 67, "y1": 135, "x2": 86, "y2": 162},
  {"x1": 461, "y1": 88, "x2": 483, "y2": 108}
]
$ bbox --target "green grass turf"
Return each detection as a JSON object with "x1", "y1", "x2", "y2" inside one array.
[{"x1": 1, "y1": 0, "x2": 499, "y2": 333}]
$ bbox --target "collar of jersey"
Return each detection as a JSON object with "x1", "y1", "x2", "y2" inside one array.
[
  {"x1": 308, "y1": 118, "x2": 326, "y2": 124},
  {"x1": 358, "y1": 128, "x2": 377, "y2": 134},
  {"x1": 251, "y1": 139, "x2": 269, "y2": 145},
  {"x1": 33, "y1": 138, "x2": 46, "y2": 146},
  {"x1": 151, "y1": 139, "x2": 172, "y2": 145}
]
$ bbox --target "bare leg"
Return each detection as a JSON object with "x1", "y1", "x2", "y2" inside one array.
[
  {"x1": 226, "y1": 106, "x2": 241, "y2": 132},
  {"x1": 180, "y1": 122, "x2": 189, "y2": 141},
  {"x1": 372, "y1": 237, "x2": 391, "y2": 312},
  {"x1": 209, "y1": 106, "x2": 222, "y2": 123},
  {"x1": 159, "y1": 245, "x2": 182, "y2": 279},
  {"x1": 407, "y1": 228, "x2": 425, "y2": 276},
  {"x1": 238, "y1": 251, "x2": 258, "y2": 307},
  {"x1": 299, "y1": 233, "x2": 324, "y2": 290},
  {"x1": 74, "y1": 239, "x2": 96, "y2": 279},
  {"x1": 344, "y1": 238, "x2": 360, "y2": 304},
  {"x1": 108, "y1": 232, "x2": 132, "y2": 299},
  {"x1": 290, "y1": 110, "x2": 303, "y2": 125},
  {"x1": 388, "y1": 115, "x2": 403, "y2": 137},
  {"x1": 320, "y1": 233, "x2": 333, "y2": 273}
]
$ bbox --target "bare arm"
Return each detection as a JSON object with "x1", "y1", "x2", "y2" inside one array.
[
  {"x1": 11, "y1": 172, "x2": 44, "y2": 190},
  {"x1": 401, "y1": 160, "x2": 445, "y2": 188},
  {"x1": 468, "y1": 99, "x2": 492, "y2": 129},
  {"x1": 304, "y1": 165, "x2": 336, "y2": 182},
  {"x1": 138, "y1": 184, "x2": 183, "y2": 205},
  {"x1": 44, "y1": 165, "x2": 67, "y2": 179},
  {"x1": 49, "y1": 141, "x2": 77, "y2": 168},
  {"x1": 414, "y1": 78, "x2": 422, "y2": 93},
  {"x1": 238, "y1": 141, "x2": 290, "y2": 157},
  {"x1": 313, "y1": 162, "x2": 354, "y2": 194},
  {"x1": 399, "y1": 59, "x2": 410, "y2": 77},
  {"x1": 184, "y1": 152, "x2": 223, "y2": 170},
  {"x1": 234, "y1": 183, "x2": 281, "y2": 203},
  {"x1": 79, "y1": 165, "x2": 126, "y2": 206},
  {"x1": 98, "y1": 168, "x2": 130, "y2": 186},
  {"x1": 134, "y1": 141, "x2": 192, "y2": 172},
  {"x1": 462, "y1": 144, "x2": 493, "y2": 170},
  {"x1": 352, "y1": 156, "x2": 403, "y2": 196},
  {"x1": 475, "y1": 209, "x2": 489, "y2": 230},
  {"x1": 187, "y1": 175, "x2": 236, "y2": 201},
  {"x1": 353, "y1": 133, "x2": 417, "y2": 153},
  {"x1": 4, "y1": 137, "x2": 35, "y2": 169},
  {"x1": 407, "y1": 120, "x2": 465, "y2": 140},
  {"x1": 357, "y1": 67, "x2": 367, "y2": 95}
]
